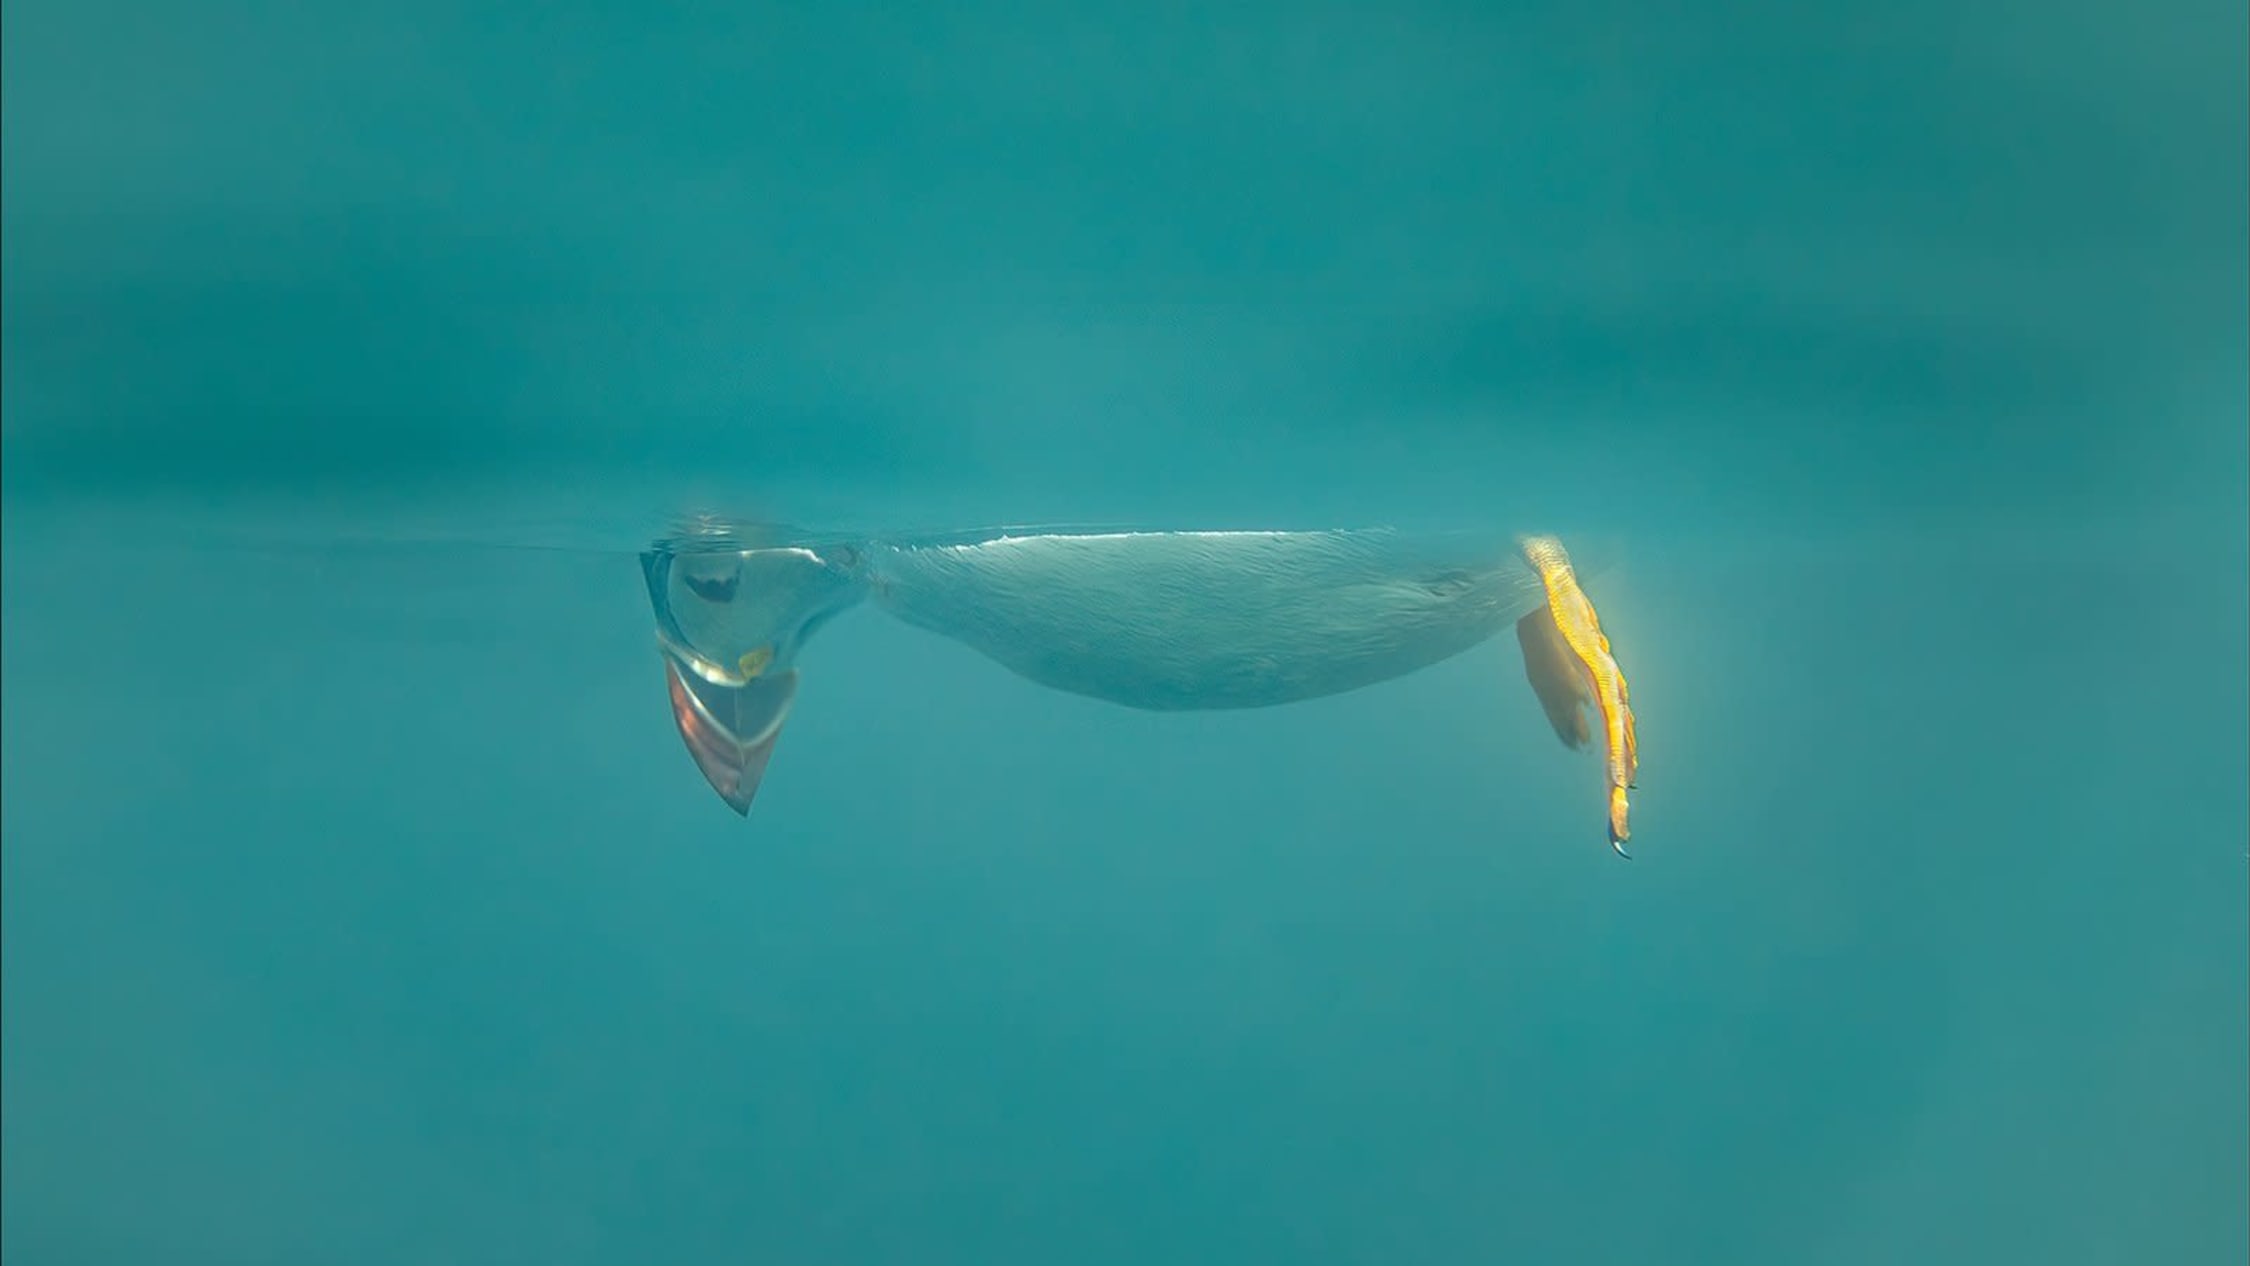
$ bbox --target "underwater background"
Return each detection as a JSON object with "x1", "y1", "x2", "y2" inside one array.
[{"x1": 4, "y1": 2, "x2": 2245, "y2": 1263}]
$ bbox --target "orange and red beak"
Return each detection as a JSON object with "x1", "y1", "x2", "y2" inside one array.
[{"x1": 661, "y1": 654, "x2": 800, "y2": 816}]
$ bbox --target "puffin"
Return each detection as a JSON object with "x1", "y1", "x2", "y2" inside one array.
[{"x1": 642, "y1": 522, "x2": 1639, "y2": 853}]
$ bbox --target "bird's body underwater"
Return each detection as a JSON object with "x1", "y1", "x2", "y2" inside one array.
[{"x1": 643, "y1": 522, "x2": 1641, "y2": 853}]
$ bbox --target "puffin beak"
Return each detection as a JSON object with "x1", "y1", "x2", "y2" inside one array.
[{"x1": 662, "y1": 655, "x2": 800, "y2": 816}]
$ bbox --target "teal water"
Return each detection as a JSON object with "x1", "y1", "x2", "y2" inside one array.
[{"x1": 4, "y1": 4, "x2": 2246, "y2": 1263}]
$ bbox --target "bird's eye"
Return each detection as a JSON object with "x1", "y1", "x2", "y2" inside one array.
[{"x1": 684, "y1": 573, "x2": 739, "y2": 603}]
